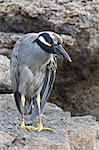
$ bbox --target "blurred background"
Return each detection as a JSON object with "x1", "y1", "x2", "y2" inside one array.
[{"x1": 0, "y1": 0, "x2": 99, "y2": 119}]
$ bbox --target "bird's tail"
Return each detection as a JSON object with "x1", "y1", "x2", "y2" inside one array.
[{"x1": 14, "y1": 91, "x2": 32, "y2": 115}]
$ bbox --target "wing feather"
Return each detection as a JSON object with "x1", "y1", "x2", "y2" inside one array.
[{"x1": 31, "y1": 55, "x2": 57, "y2": 119}]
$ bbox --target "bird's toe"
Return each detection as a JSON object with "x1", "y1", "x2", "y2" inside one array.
[{"x1": 22, "y1": 124, "x2": 53, "y2": 132}]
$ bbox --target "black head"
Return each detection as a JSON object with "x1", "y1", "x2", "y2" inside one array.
[
  {"x1": 38, "y1": 32, "x2": 54, "y2": 45},
  {"x1": 36, "y1": 31, "x2": 72, "y2": 62}
]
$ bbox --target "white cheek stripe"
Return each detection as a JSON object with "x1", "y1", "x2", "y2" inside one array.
[{"x1": 38, "y1": 36, "x2": 51, "y2": 46}]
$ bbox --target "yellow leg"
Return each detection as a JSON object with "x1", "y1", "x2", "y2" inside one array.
[
  {"x1": 20, "y1": 95, "x2": 25, "y2": 128},
  {"x1": 36, "y1": 94, "x2": 52, "y2": 131},
  {"x1": 25, "y1": 94, "x2": 53, "y2": 132},
  {"x1": 20, "y1": 95, "x2": 36, "y2": 130}
]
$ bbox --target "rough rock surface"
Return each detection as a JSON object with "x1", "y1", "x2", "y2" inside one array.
[
  {"x1": 0, "y1": 94, "x2": 99, "y2": 150},
  {"x1": 0, "y1": 55, "x2": 12, "y2": 94},
  {"x1": 0, "y1": 0, "x2": 99, "y2": 120},
  {"x1": 0, "y1": 32, "x2": 21, "y2": 58}
]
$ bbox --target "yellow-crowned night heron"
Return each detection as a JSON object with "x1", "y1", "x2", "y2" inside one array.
[{"x1": 10, "y1": 31, "x2": 72, "y2": 131}]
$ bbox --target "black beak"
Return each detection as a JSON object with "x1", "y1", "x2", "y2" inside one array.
[{"x1": 54, "y1": 44, "x2": 72, "y2": 62}]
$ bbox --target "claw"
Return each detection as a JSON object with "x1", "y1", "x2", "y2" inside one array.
[
  {"x1": 20, "y1": 94, "x2": 53, "y2": 132},
  {"x1": 25, "y1": 124, "x2": 53, "y2": 132},
  {"x1": 20, "y1": 121, "x2": 53, "y2": 132},
  {"x1": 36, "y1": 123, "x2": 53, "y2": 132}
]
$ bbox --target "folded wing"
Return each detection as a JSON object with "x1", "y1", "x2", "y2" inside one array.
[{"x1": 31, "y1": 55, "x2": 57, "y2": 119}]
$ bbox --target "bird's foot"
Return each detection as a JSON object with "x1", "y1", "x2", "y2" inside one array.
[
  {"x1": 36, "y1": 123, "x2": 53, "y2": 132},
  {"x1": 24, "y1": 123, "x2": 53, "y2": 132},
  {"x1": 20, "y1": 123, "x2": 36, "y2": 131}
]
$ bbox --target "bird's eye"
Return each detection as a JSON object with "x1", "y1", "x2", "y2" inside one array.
[
  {"x1": 57, "y1": 42, "x2": 61, "y2": 45},
  {"x1": 49, "y1": 40, "x2": 54, "y2": 45}
]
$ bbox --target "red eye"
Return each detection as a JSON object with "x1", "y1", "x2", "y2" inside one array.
[{"x1": 49, "y1": 40, "x2": 54, "y2": 45}]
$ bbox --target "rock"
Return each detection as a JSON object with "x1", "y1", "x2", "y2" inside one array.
[
  {"x1": 0, "y1": 1, "x2": 99, "y2": 149},
  {"x1": 0, "y1": 32, "x2": 21, "y2": 58},
  {"x1": 0, "y1": 55, "x2": 12, "y2": 93},
  {"x1": 0, "y1": 94, "x2": 99, "y2": 150},
  {"x1": 0, "y1": 0, "x2": 99, "y2": 121}
]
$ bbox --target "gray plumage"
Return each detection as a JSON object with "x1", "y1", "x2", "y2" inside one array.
[{"x1": 10, "y1": 31, "x2": 71, "y2": 122}]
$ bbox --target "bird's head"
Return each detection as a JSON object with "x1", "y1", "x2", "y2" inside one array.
[{"x1": 36, "y1": 31, "x2": 72, "y2": 62}]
